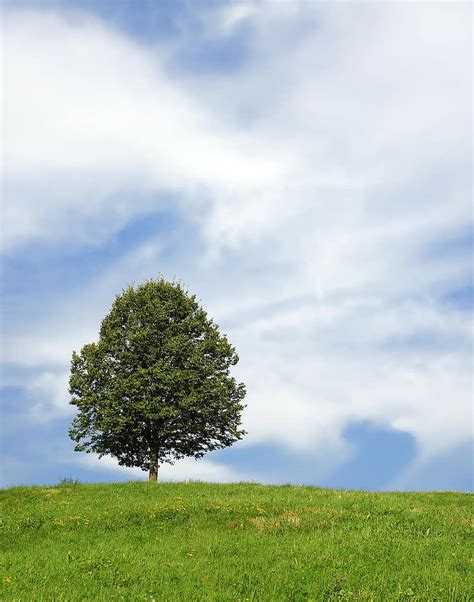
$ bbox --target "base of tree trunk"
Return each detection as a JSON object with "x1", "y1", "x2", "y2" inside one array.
[
  {"x1": 148, "y1": 466, "x2": 159, "y2": 482},
  {"x1": 149, "y1": 447, "x2": 159, "y2": 482}
]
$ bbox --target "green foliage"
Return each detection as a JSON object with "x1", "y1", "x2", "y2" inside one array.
[
  {"x1": 57, "y1": 477, "x2": 81, "y2": 487},
  {"x1": 69, "y1": 279, "x2": 246, "y2": 475},
  {"x1": 1, "y1": 482, "x2": 472, "y2": 600}
]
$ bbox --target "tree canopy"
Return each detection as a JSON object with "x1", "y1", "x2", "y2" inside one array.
[{"x1": 69, "y1": 278, "x2": 246, "y2": 481}]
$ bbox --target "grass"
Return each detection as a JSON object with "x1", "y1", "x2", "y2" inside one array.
[{"x1": 0, "y1": 481, "x2": 472, "y2": 600}]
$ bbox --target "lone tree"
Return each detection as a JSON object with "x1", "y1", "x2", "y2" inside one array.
[{"x1": 69, "y1": 278, "x2": 246, "y2": 482}]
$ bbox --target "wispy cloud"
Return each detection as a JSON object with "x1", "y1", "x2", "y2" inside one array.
[{"x1": 77, "y1": 453, "x2": 252, "y2": 483}]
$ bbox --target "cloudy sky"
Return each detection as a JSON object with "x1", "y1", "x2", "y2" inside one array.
[{"x1": 1, "y1": 0, "x2": 472, "y2": 491}]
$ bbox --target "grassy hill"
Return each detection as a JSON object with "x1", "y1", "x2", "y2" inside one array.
[{"x1": 1, "y1": 481, "x2": 472, "y2": 600}]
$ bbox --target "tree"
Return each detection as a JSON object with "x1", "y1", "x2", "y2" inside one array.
[{"x1": 69, "y1": 278, "x2": 246, "y2": 482}]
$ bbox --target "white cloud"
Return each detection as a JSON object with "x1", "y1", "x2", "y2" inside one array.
[
  {"x1": 77, "y1": 453, "x2": 251, "y2": 483},
  {"x1": 214, "y1": 3, "x2": 258, "y2": 35},
  {"x1": 2, "y1": 9, "x2": 293, "y2": 252},
  {"x1": 1, "y1": 2, "x2": 472, "y2": 483},
  {"x1": 26, "y1": 369, "x2": 72, "y2": 422}
]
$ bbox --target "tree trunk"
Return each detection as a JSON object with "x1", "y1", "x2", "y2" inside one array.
[{"x1": 149, "y1": 445, "x2": 159, "y2": 483}]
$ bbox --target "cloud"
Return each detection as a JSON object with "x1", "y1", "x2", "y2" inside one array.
[
  {"x1": 2, "y1": 8, "x2": 293, "y2": 253},
  {"x1": 213, "y1": 3, "x2": 258, "y2": 35},
  {"x1": 1, "y1": 2, "x2": 472, "y2": 487},
  {"x1": 26, "y1": 370, "x2": 72, "y2": 422},
  {"x1": 77, "y1": 453, "x2": 251, "y2": 483}
]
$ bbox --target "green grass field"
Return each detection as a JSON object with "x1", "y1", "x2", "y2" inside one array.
[{"x1": 1, "y1": 481, "x2": 472, "y2": 601}]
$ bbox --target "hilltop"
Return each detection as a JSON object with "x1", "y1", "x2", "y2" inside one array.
[{"x1": 1, "y1": 481, "x2": 471, "y2": 600}]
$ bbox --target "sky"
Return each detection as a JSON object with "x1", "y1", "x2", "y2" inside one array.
[{"x1": 1, "y1": 0, "x2": 472, "y2": 491}]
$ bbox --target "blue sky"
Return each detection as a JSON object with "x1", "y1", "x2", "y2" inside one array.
[{"x1": 1, "y1": 1, "x2": 472, "y2": 490}]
